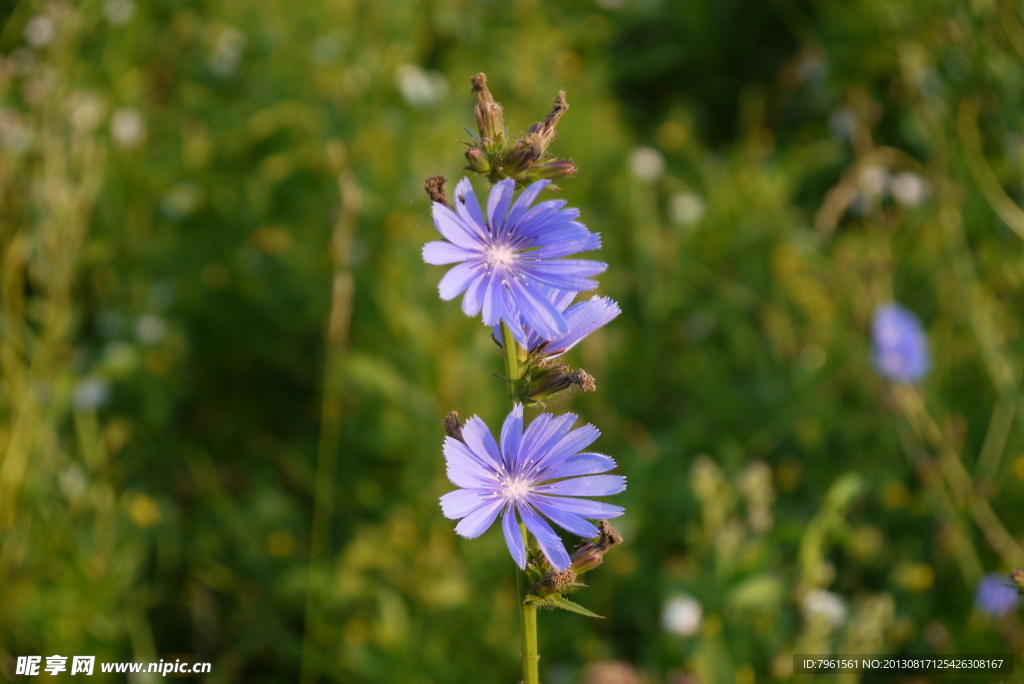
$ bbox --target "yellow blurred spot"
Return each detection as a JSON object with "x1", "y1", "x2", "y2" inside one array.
[
  {"x1": 102, "y1": 419, "x2": 133, "y2": 455},
  {"x1": 609, "y1": 547, "x2": 637, "y2": 576},
  {"x1": 882, "y1": 482, "x2": 911, "y2": 509},
  {"x1": 267, "y1": 531, "x2": 297, "y2": 558},
  {"x1": 145, "y1": 349, "x2": 173, "y2": 376},
  {"x1": 125, "y1": 492, "x2": 161, "y2": 528},
  {"x1": 1013, "y1": 454, "x2": 1024, "y2": 480},
  {"x1": 343, "y1": 619, "x2": 368, "y2": 646},
  {"x1": 897, "y1": 562, "x2": 935, "y2": 592},
  {"x1": 701, "y1": 614, "x2": 722, "y2": 637},
  {"x1": 735, "y1": 664, "x2": 755, "y2": 684},
  {"x1": 656, "y1": 120, "x2": 690, "y2": 152},
  {"x1": 251, "y1": 226, "x2": 292, "y2": 255},
  {"x1": 555, "y1": 50, "x2": 584, "y2": 81},
  {"x1": 202, "y1": 263, "x2": 230, "y2": 291},
  {"x1": 775, "y1": 458, "x2": 802, "y2": 492}
]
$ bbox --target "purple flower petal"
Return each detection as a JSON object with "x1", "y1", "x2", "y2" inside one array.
[
  {"x1": 500, "y1": 404, "x2": 524, "y2": 472},
  {"x1": 528, "y1": 496, "x2": 600, "y2": 538},
  {"x1": 423, "y1": 241, "x2": 475, "y2": 265},
  {"x1": 544, "y1": 297, "x2": 621, "y2": 355},
  {"x1": 538, "y1": 453, "x2": 617, "y2": 480},
  {"x1": 502, "y1": 505, "x2": 526, "y2": 569},
  {"x1": 438, "y1": 262, "x2": 481, "y2": 300},
  {"x1": 529, "y1": 495, "x2": 625, "y2": 519},
  {"x1": 487, "y1": 179, "x2": 515, "y2": 234},
  {"x1": 440, "y1": 489, "x2": 492, "y2": 519},
  {"x1": 518, "y1": 413, "x2": 576, "y2": 473},
  {"x1": 433, "y1": 203, "x2": 486, "y2": 248},
  {"x1": 454, "y1": 497, "x2": 504, "y2": 538},
  {"x1": 505, "y1": 180, "x2": 551, "y2": 231},
  {"x1": 537, "y1": 475, "x2": 627, "y2": 497},
  {"x1": 453, "y1": 178, "x2": 488, "y2": 237},
  {"x1": 462, "y1": 416, "x2": 505, "y2": 473},
  {"x1": 519, "y1": 503, "x2": 571, "y2": 571},
  {"x1": 531, "y1": 424, "x2": 601, "y2": 474}
]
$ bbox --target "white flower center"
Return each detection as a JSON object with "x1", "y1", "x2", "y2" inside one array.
[
  {"x1": 486, "y1": 244, "x2": 517, "y2": 267},
  {"x1": 503, "y1": 476, "x2": 532, "y2": 502}
]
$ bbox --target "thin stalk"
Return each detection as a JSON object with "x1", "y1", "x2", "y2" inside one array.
[
  {"x1": 520, "y1": 522, "x2": 539, "y2": 684},
  {"x1": 500, "y1": 321, "x2": 525, "y2": 405},
  {"x1": 499, "y1": 322, "x2": 539, "y2": 684}
]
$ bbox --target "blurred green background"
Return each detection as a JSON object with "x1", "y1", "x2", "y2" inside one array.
[{"x1": 3, "y1": 0, "x2": 1024, "y2": 682}]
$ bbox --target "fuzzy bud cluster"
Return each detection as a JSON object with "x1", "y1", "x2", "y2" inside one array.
[{"x1": 464, "y1": 73, "x2": 576, "y2": 188}]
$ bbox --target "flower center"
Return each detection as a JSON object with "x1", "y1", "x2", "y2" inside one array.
[
  {"x1": 486, "y1": 244, "x2": 517, "y2": 268},
  {"x1": 502, "y1": 476, "x2": 532, "y2": 502}
]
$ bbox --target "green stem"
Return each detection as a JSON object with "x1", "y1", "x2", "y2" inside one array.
[
  {"x1": 499, "y1": 322, "x2": 539, "y2": 684},
  {"x1": 520, "y1": 523, "x2": 539, "y2": 684},
  {"x1": 500, "y1": 321, "x2": 524, "y2": 406}
]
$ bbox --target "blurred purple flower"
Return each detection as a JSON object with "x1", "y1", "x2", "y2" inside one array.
[
  {"x1": 495, "y1": 288, "x2": 621, "y2": 356},
  {"x1": 975, "y1": 573, "x2": 1019, "y2": 617},
  {"x1": 871, "y1": 303, "x2": 930, "y2": 382},
  {"x1": 423, "y1": 178, "x2": 606, "y2": 345},
  {"x1": 439, "y1": 404, "x2": 625, "y2": 571}
]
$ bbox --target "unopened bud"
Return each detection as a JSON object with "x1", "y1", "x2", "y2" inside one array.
[
  {"x1": 527, "y1": 90, "x2": 569, "y2": 151},
  {"x1": 530, "y1": 568, "x2": 578, "y2": 598},
  {"x1": 465, "y1": 146, "x2": 491, "y2": 174},
  {"x1": 531, "y1": 159, "x2": 578, "y2": 182},
  {"x1": 471, "y1": 73, "x2": 505, "y2": 149},
  {"x1": 1011, "y1": 568, "x2": 1024, "y2": 594},
  {"x1": 502, "y1": 135, "x2": 544, "y2": 174},
  {"x1": 569, "y1": 520, "x2": 623, "y2": 576}
]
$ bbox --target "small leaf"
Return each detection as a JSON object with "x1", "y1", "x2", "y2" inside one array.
[{"x1": 548, "y1": 595, "x2": 604, "y2": 618}]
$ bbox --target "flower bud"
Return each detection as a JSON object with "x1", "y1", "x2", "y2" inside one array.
[
  {"x1": 527, "y1": 90, "x2": 568, "y2": 152},
  {"x1": 1011, "y1": 568, "x2": 1024, "y2": 595},
  {"x1": 501, "y1": 135, "x2": 544, "y2": 175},
  {"x1": 464, "y1": 146, "x2": 491, "y2": 174},
  {"x1": 569, "y1": 520, "x2": 623, "y2": 576},
  {"x1": 531, "y1": 159, "x2": 578, "y2": 182},
  {"x1": 471, "y1": 73, "x2": 505, "y2": 150}
]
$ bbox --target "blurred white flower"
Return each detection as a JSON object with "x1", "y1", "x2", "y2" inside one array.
[
  {"x1": 889, "y1": 171, "x2": 930, "y2": 207},
  {"x1": 104, "y1": 0, "x2": 135, "y2": 25},
  {"x1": 24, "y1": 15, "x2": 56, "y2": 48},
  {"x1": 110, "y1": 108, "x2": 146, "y2": 148},
  {"x1": 858, "y1": 165, "x2": 890, "y2": 198},
  {"x1": 68, "y1": 90, "x2": 106, "y2": 133},
  {"x1": 209, "y1": 27, "x2": 246, "y2": 78},
  {"x1": 628, "y1": 146, "x2": 665, "y2": 182},
  {"x1": 160, "y1": 182, "x2": 202, "y2": 221},
  {"x1": 661, "y1": 594, "x2": 703, "y2": 637},
  {"x1": 73, "y1": 376, "x2": 112, "y2": 411},
  {"x1": 136, "y1": 314, "x2": 167, "y2": 345},
  {"x1": 395, "y1": 64, "x2": 448, "y2": 108},
  {"x1": 802, "y1": 589, "x2": 847, "y2": 627},
  {"x1": 669, "y1": 191, "x2": 706, "y2": 226},
  {"x1": 59, "y1": 465, "x2": 87, "y2": 500}
]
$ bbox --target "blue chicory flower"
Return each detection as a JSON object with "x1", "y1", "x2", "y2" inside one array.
[
  {"x1": 975, "y1": 573, "x2": 1019, "y2": 617},
  {"x1": 439, "y1": 404, "x2": 626, "y2": 571},
  {"x1": 495, "y1": 288, "x2": 622, "y2": 356},
  {"x1": 422, "y1": 178, "x2": 607, "y2": 346},
  {"x1": 871, "y1": 303, "x2": 930, "y2": 382}
]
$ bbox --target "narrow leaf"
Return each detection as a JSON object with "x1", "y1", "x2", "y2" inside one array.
[{"x1": 549, "y1": 595, "x2": 604, "y2": 618}]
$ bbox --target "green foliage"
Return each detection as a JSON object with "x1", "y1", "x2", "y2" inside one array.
[{"x1": 2, "y1": 1, "x2": 1024, "y2": 683}]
